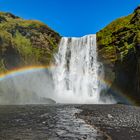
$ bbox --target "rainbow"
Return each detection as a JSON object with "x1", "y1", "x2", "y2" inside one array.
[
  {"x1": 0, "y1": 65, "x2": 137, "y2": 105},
  {"x1": 0, "y1": 65, "x2": 53, "y2": 81},
  {"x1": 100, "y1": 78, "x2": 137, "y2": 105}
]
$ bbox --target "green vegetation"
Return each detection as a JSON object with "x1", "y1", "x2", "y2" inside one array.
[
  {"x1": 13, "y1": 31, "x2": 33, "y2": 63},
  {"x1": 97, "y1": 7, "x2": 140, "y2": 63},
  {"x1": 97, "y1": 6, "x2": 140, "y2": 104},
  {"x1": 0, "y1": 12, "x2": 61, "y2": 71},
  {"x1": 134, "y1": 31, "x2": 140, "y2": 46}
]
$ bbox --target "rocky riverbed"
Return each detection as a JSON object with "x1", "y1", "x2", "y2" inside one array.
[
  {"x1": 0, "y1": 105, "x2": 106, "y2": 140},
  {"x1": 78, "y1": 104, "x2": 140, "y2": 140},
  {"x1": 0, "y1": 104, "x2": 139, "y2": 140}
]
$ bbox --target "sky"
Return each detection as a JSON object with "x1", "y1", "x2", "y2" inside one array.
[{"x1": 0, "y1": 0, "x2": 140, "y2": 37}]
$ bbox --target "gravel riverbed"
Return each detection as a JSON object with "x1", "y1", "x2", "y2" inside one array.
[
  {"x1": 0, "y1": 105, "x2": 105, "y2": 140},
  {"x1": 77, "y1": 104, "x2": 140, "y2": 140},
  {"x1": 0, "y1": 104, "x2": 139, "y2": 140}
]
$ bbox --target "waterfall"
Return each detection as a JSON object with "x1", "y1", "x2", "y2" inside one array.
[
  {"x1": 0, "y1": 34, "x2": 114, "y2": 104},
  {"x1": 52, "y1": 34, "x2": 104, "y2": 104}
]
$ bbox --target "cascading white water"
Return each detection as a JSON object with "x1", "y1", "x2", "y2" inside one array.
[
  {"x1": 53, "y1": 34, "x2": 104, "y2": 104},
  {"x1": 0, "y1": 34, "x2": 115, "y2": 105}
]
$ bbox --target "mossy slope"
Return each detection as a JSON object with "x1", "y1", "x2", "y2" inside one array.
[
  {"x1": 97, "y1": 6, "x2": 140, "y2": 104},
  {"x1": 0, "y1": 12, "x2": 61, "y2": 72}
]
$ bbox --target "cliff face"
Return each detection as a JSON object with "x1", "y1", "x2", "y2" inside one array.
[
  {"x1": 0, "y1": 12, "x2": 61, "y2": 72},
  {"x1": 97, "y1": 6, "x2": 140, "y2": 104}
]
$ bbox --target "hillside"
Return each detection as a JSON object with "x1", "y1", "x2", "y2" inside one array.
[
  {"x1": 97, "y1": 6, "x2": 140, "y2": 104},
  {"x1": 0, "y1": 12, "x2": 61, "y2": 72}
]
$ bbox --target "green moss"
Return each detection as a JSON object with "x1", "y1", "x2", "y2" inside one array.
[
  {"x1": 134, "y1": 31, "x2": 140, "y2": 46},
  {"x1": 0, "y1": 30, "x2": 13, "y2": 54},
  {"x1": 96, "y1": 6, "x2": 140, "y2": 104},
  {"x1": 97, "y1": 9, "x2": 140, "y2": 63},
  {"x1": 13, "y1": 31, "x2": 33, "y2": 63},
  {"x1": 0, "y1": 59, "x2": 6, "y2": 72},
  {"x1": 0, "y1": 11, "x2": 61, "y2": 71}
]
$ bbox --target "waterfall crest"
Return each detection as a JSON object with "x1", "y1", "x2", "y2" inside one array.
[{"x1": 53, "y1": 35, "x2": 103, "y2": 103}]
